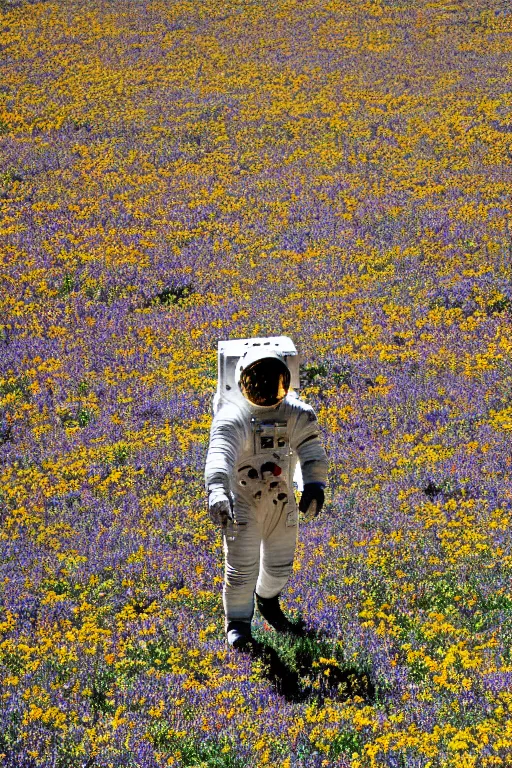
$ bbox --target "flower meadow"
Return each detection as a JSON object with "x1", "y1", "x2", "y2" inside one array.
[{"x1": 1, "y1": 0, "x2": 512, "y2": 765}]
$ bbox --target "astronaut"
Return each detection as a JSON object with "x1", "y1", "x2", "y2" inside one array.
[{"x1": 204, "y1": 337, "x2": 328, "y2": 649}]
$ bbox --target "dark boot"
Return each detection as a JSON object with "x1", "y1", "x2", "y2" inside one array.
[
  {"x1": 255, "y1": 592, "x2": 305, "y2": 634},
  {"x1": 226, "y1": 620, "x2": 253, "y2": 649}
]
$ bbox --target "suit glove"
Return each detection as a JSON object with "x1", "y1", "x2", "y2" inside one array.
[
  {"x1": 208, "y1": 487, "x2": 233, "y2": 527},
  {"x1": 299, "y1": 482, "x2": 325, "y2": 521}
]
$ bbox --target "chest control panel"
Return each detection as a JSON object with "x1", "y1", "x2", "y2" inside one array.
[{"x1": 251, "y1": 419, "x2": 289, "y2": 454}]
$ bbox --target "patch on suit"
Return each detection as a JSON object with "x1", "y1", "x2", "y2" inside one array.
[
  {"x1": 286, "y1": 509, "x2": 298, "y2": 528},
  {"x1": 285, "y1": 503, "x2": 298, "y2": 527}
]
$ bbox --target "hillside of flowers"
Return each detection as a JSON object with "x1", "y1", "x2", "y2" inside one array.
[{"x1": 1, "y1": 0, "x2": 512, "y2": 765}]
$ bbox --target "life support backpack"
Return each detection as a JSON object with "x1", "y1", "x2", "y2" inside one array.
[{"x1": 212, "y1": 335, "x2": 301, "y2": 415}]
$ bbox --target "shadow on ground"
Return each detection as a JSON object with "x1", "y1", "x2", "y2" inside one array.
[{"x1": 233, "y1": 622, "x2": 376, "y2": 705}]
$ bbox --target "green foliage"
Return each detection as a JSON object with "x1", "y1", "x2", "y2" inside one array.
[
  {"x1": 112, "y1": 442, "x2": 130, "y2": 466},
  {"x1": 0, "y1": 375, "x2": 31, "y2": 401},
  {"x1": 88, "y1": 670, "x2": 117, "y2": 718},
  {"x1": 40, "y1": 576, "x2": 73, "y2": 598},
  {"x1": 257, "y1": 122, "x2": 295, "y2": 142},
  {"x1": 149, "y1": 284, "x2": 194, "y2": 307},
  {"x1": 363, "y1": 574, "x2": 390, "y2": 605},
  {"x1": 58, "y1": 406, "x2": 94, "y2": 428},
  {"x1": 300, "y1": 362, "x2": 329, "y2": 387},
  {"x1": 486, "y1": 295, "x2": 511, "y2": 315},
  {"x1": 332, "y1": 364, "x2": 353, "y2": 387},
  {"x1": 467, "y1": 585, "x2": 512, "y2": 633},
  {"x1": 84, "y1": 281, "x2": 129, "y2": 304},
  {"x1": 77, "y1": 409, "x2": 93, "y2": 427},
  {"x1": 330, "y1": 729, "x2": 363, "y2": 756},
  {"x1": 66, "y1": 116, "x2": 92, "y2": 131},
  {"x1": 1, "y1": 167, "x2": 22, "y2": 185},
  {"x1": 145, "y1": 730, "x2": 248, "y2": 767},
  {"x1": 500, "y1": 616, "x2": 512, "y2": 663},
  {"x1": 58, "y1": 274, "x2": 76, "y2": 297},
  {"x1": 0, "y1": 710, "x2": 21, "y2": 754},
  {"x1": 122, "y1": 637, "x2": 179, "y2": 677},
  {"x1": 252, "y1": 627, "x2": 375, "y2": 703},
  {"x1": 416, "y1": 573, "x2": 463, "y2": 613},
  {"x1": 263, "y1": 630, "x2": 325, "y2": 674}
]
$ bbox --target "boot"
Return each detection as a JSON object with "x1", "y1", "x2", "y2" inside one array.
[
  {"x1": 226, "y1": 620, "x2": 253, "y2": 649},
  {"x1": 255, "y1": 592, "x2": 304, "y2": 634}
]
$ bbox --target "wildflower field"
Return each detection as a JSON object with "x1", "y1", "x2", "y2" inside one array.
[{"x1": 1, "y1": 0, "x2": 512, "y2": 765}]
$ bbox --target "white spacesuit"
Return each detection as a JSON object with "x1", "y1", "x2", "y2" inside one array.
[{"x1": 204, "y1": 337, "x2": 328, "y2": 648}]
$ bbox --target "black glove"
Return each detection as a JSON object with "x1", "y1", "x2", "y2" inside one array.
[{"x1": 299, "y1": 483, "x2": 325, "y2": 519}]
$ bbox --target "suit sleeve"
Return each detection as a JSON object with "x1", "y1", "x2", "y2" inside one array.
[
  {"x1": 292, "y1": 405, "x2": 329, "y2": 486},
  {"x1": 204, "y1": 404, "x2": 246, "y2": 497}
]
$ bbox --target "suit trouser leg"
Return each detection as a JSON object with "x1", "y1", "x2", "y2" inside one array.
[
  {"x1": 222, "y1": 496, "x2": 261, "y2": 632},
  {"x1": 255, "y1": 499, "x2": 299, "y2": 600}
]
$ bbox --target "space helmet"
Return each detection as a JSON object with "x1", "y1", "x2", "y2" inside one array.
[{"x1": 235, "y1": 347, "x2": 291, "y2": 407}]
